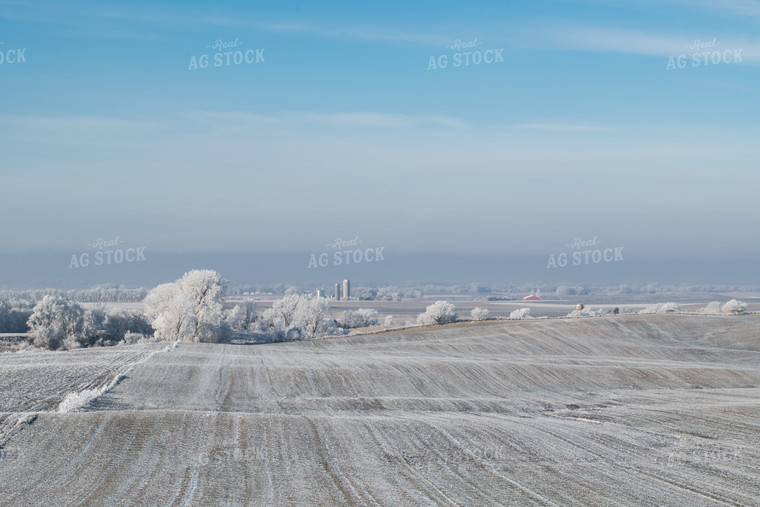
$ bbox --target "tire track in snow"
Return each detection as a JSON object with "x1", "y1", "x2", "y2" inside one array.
[
  {"x1": 163, "y1": 411, "x2": 204, "y2": 507},
  {"x1": 264, "y1": 362, "x2": 282, "y2": 399},
  {"x1": 368, "y1": 419, "x2": 469, "y2": 506},
  {"x1": 260, "y1": 416, "x2": 276, "y2": 506},
  {"x1": 340, "y1": 373, "x2": 361, "y2": 397},
  {"x1": 410, "y1": 416, "x2": 557, "y2": 506},
  {"x1": 314, "y1": 418, "x2": 385, "y2": 507},
  {"x1": 180, "y1": 467, "x2": 200, "y2": 507},
  {"x1": 305, "y1": 416, "x2": 366, "y2": 506},
  {"x1": 507, "y1": 415, "x2": 738, "y2": 505},
  {"x1": 214, "y1": 346, "x2": 229, "y2": 410}
]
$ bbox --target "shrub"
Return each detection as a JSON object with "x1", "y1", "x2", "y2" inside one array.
[
  {"x1": 336, "y1": 308, "x2": 379, "y2": 329},
  {"x1": 417, "y1": 301, "x2": 457, "y2": 325},
  {"x1": 510, "y1": 308, "x2": 531, "y2": 319},
  {"x1": 28, "y1": 296, "x2": 90, "y2": 350},
  {"x1": 566, "y1": 307, "x2": 604, "y2": 318},
  {"x1": 259, "y1": 294, "x2": 335, "y2": 340},
  {"x1": 123, "y1": 332, "x2": 148, "y2": 345},
  {"x1": 722, "y1": 299, "x2": 747, "y2": 315},
  {"x1": 640, "y1": 302, "x2": 680, "y2": 314},
  {"x1": 100, "y1": 309, "x2": 153, "y2": 345},
  {"x1": 471, "y1": 307, "x2": 489, "y2": 321}
]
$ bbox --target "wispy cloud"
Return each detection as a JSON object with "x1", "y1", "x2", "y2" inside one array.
[
  {"x1": 558, "y1": 0, "x2": 760, "y2": 18},
  {"x1": 0, "y1": 2, "x2": 446, "y2": 46},
  {"x1": 505, "y1": 122, "x2": 611, "y2": 132},
  {"x1": 538, "y1": 26, "x2": 702, "y2": 56},
  {"x1": 200, "y1": 17, "x2": 447, "y2": 46},
  {"x1": 183, "y1": 111, "x2": 472, "y2": 130},
  {"x1": 294, "y1": 112, "x2": 471, "y2": 129},
  {"x1": 710, "y1": 81, "x2": 760, "y2": 91},
  {"x1": 678, "y1": 0, "x2": 760, "y2": 18},
  {"x1": 531, "y1": 24, "x2": 760, "y2": 63},
  {"x1": 0, "y1": 111, "x2": 472, "y2": 142},
  {"x1": 0, "y1": 1, "x2": 166, "y2": 40},
  {"x1": 0, "y1": 115, "x2": 159, "y2": 131}
]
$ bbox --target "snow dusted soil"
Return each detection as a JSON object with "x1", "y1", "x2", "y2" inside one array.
[
  {"x1": 1, "y1": 315, "x2": 759, "y2": 505},
  {"x1": 0, "y1": 342, "x2": 167, "y2": 413}
]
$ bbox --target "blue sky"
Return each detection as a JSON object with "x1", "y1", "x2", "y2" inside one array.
[{"x1": 1, "y1": 0, "x2": 759, "y2": 271}]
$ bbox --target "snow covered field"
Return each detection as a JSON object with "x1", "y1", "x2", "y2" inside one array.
[{"x1": 1, "y1": 315, "x2": 759, "y2": 505}]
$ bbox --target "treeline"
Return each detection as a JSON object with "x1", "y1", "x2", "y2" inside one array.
[
  {"x1": 2, "y1": 270, "x2": 408, "y2": 351},
  {"x1": 13, "y1": 269, "x2": 750, "y2": 352},
  {"x1": 0, "y1": 285, "x2": 148, "y2": 303},
  {"x1": 24, "y1": 297, "x2": 153, "y2": 349}
]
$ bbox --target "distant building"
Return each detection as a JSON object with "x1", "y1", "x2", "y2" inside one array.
[
  {"x1": 316, "y1": 289, "x2": 324, "y2": 299},
  {"x1": 343, "y1": 279, "x2": 350, "y2": 299},
  {"x1": 334, "y1": 283, "x2": 341, "y2": 301},
  {"x1": 523, "y1": 295, "x2": 542, "y2": 301}
]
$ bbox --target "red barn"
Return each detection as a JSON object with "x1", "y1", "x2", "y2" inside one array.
[{"x1": 523, "y1": 295, "x2": 542, "y2": 301}]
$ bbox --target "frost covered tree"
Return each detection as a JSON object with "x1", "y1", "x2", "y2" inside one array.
[
  {"x1": 293, "y1": 296, "x2": 332, "y2": 339},
  {"x1": 376, "y1": 287, "x2": 401, "y2": 301},
  {"x1": 510, "y1": 308, "x2": 531, "y2": 319},
  {"x1": 25, "y1": 296, "x2": 149, "y2": 349},
  {"x1": 28, "y1": 296, "x2": 89, "y2": 350},
  {"x1": 659, "y1": 302, "x2": 681, "y2": 314},
  {"x1": 417, "y1": 301, "x2": 457, "y2": 325},
  {"x1": 181, "y1": 270, "x2": 229, "y2": 342},
  {"x1": 261, "y1": 294, "x2": 300, "y2": 330},
  {"x1": 471, "y1": 307, "x2": 489, "y2": 321},
  {"x1": 722, "y1": 299, "x2": 747, "y2": 315},
  {"x1": 384, "y1": 315, "x2": 393, "y2": 327},
  {"x1": 566, "y1": 307, "x2": 603, "y2": 318},
  {"x1": 144, "y1": 270, "x2": 229, "y2": 343},
  {"x1": 144, "y1": 283, "x2": 191, "y2": 341},
  {"x1": 225, "y1": 301, "x2": 257, "y2": 332},
  {"x1": 639, "y1": 302, "x2": 680, "y2": 314},
  {"x1": 337, "y1": 308, "x2": 379, "y2": 329},
  {"x1": 258, "y1": 294, "x2": 336, "y2": 340}
]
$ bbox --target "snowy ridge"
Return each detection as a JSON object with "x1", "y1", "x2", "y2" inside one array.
[{"x1": 57, "y1": 375, "x2": 127, "y2": 413}]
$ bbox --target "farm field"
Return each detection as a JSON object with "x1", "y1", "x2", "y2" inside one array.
[{"x1": 1, "y1": 315, "x2": 759, "y2": 505}]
